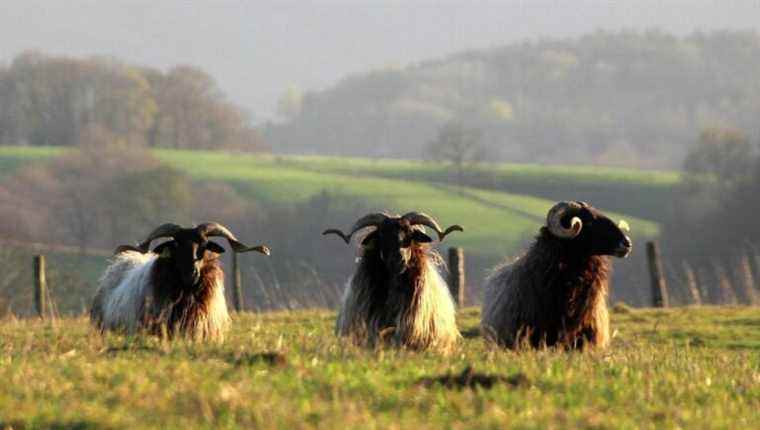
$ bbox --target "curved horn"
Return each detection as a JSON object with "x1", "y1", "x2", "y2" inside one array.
[
  {"x1": 113, "y1": 244, "x2": 145, "y2": 255},
  {"x1": 197, "y1": 222, "x2": 270, "y2": 255},
  {"x1": 546, "y1": 201, "x2": 583, "y2": 239},
  {"x1": 402, "y1": 212, "x2": 463, "y2": 241},
  {"x1": 137, "y1": 223, "x2": 184, "y2": 253},
  {"x1": 322, "y1": 213, "x2": 390, "y2": 244}
]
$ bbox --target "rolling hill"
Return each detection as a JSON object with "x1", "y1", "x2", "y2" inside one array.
[{"x1": 0, "y1": 146, "x2": 667, "y2": 261}]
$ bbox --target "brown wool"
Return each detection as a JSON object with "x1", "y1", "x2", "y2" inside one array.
[{"x1": 482, "y1": 229, "x2": 611, "y2": 349}]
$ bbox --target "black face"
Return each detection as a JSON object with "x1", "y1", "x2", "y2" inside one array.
[
  {"x1": 563, "y1": 206, "x2": 632, "y2": 258},
  {"x1": 361, "y1": 219, "x2": 432, "y2": 275},
  {"x1": 153, "y1": 231, "x2": 225, "y2": 287}
]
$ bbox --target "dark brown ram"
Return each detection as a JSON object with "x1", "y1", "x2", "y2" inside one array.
[{"x1": 481, "y1": 201, "x2": 632, "y2": 349}]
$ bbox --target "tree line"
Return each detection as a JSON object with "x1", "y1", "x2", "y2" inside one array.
[
  {"x1": 659, "y1": 127, "x2": 760, "y2": 304},
  {"x1": 0, "y1": 51, "x2": 266, "y2": 151},
  {"x1": 267, "y1": 30, "x2": 760, "y2": 168}
]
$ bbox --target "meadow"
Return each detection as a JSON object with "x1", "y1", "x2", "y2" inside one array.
[
  {"x1": 0, "y1": 145, "x2": 663, "y2": 258},
  {"x1": 0, "y1": 306, "x2": 758, "y2": 429}
]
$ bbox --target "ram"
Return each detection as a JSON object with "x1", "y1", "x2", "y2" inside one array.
[
  {"x1": 481, "y1": 201, "x2": 632, "y2": 349},
  {"x1": 91, "y1": 222, "x2": 269, "y2": 341},
  {"x1": 324, "y1": 212, "x2": 462, "y2": 350}
]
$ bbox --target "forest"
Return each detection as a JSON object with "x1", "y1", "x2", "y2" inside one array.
[
  {"x1": 266, "y1": 30, "x2": 760, "y2": 168},
  {"x1": 0, "y1": 51, "x2": 265, "y2": 151}
]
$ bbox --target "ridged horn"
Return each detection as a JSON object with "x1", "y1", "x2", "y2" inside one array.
[
  {"x1": 546, "y1": 201, "x2": 583, "y2": 239},
  {"x1": 197, "y1": 222, "x2": 270, "y2": 255},
  {"x1": 136, "y1": 223, "x2": 184, "y2": 253},
  {"x1": 323, "y1": 213, "x2": 390, "y2": 244},
  {"x1": 113, "y1": 244, "x2": 145, "y2": 255},
  {"x1": 401, "y1": 212, "x2": 463, "y2": 241}
]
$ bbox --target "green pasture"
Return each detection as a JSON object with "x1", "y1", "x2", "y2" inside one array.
[
  {"x1": 1, "y1": 145, "x2": 663, "y2": 258},
  {"x1": 0, "y1": 306, "x2": 757, "y2": 428},
  {"x1": 156, "y1": 149, "x2": 659, "y2": 257}
]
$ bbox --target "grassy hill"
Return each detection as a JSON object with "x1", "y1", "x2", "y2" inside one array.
[
  {"x1": 280, "y1": 154, "x2": 680, "y2": 221},
  {"x1": 0, "y1": 146, "x2": 63, "y2": 179},
  {"x1": 155, "y1": 149, "x2": 661, "y2": 257},
  {"x1": 0, "y1": 306, "x2": 758, "y2": 428},
  {"x1": 0, "y1": 145, "x2": 667, "y2": 259}
]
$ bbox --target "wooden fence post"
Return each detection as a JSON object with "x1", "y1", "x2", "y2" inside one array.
[
  {"x1": 681, "y1": 260, "x2": 701, "y2": 306},
  {"x1": 232, "y1": 252, "x2": 244, "y2": 312},
  {"x1": 646, "y1": 242, "x2": 669, "y2": 308},
  {"x1": 737, "y1": 254, "x2": 758, "y2": 305},
  {"x1": 751, "y1": 248, "x2": 760, "y2": 300},
  {"x1": 34, "y1": 255, "x2": 47, "y2": 318},
  {"x1": 713, "y1": 261, "x2": 738, "y2": 305},
  {"x1": 448, "y1": 247, "x2": 465, "y2": 307}
]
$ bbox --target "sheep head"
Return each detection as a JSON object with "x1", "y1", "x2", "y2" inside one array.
[
  {"x1": 324, "y1": 212, "x2": 463, "y2": 275},
  {"x1": 546, "y1": 201, "x2": 632, "y2": 258},
  {"x1": 115, "y1": 222, "x2": 270, "y2": 287}
]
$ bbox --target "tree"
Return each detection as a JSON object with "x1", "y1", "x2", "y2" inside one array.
[
  {"x1": 277, "y1": 86, "x2": 303, "y2": 119},
  {"x1": 0, "y1": 131, "x2": 194, "y2": 253},
  {"x1": 0, "y1": 52, "x2": 266, "y2": 151},
  {"x1": 148, "y1": 65, "x2": 265, "y2": 150},
  {"x1": 662, "y1": 127, "x2": 760, "y2": 270},
  {"x1": 425, "y1": 121, "x2": 487, "y2": 187},
  {"x1": 682, "y1": 127, "x2": 755, "y2": 192}
]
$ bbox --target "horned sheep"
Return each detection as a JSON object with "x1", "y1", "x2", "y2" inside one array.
[
  {"x1": 324, "y1": 212, "x2": 463, "y2": 350},
  {"x1": 481, "y1": 201, "x2": 632, "y2": 349},
  {"x1": 90, "y1": 222, "x2": 269, "y2": 341}
]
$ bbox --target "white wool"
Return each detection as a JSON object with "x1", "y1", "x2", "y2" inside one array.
[
  {"x1": 185, "y1": 273, "x2": 230, "y2": 340},
  {"x1": 336, "y1": 259, "x2": 460, "y2": 351},
  {"x1": 91, "y1": 250, "x2": 230, "y2": 341},
  {"x1": 96, "y1": 251, "x2": 156, "y2": 333},
  {"x1": 480, "y1": 262, "x2": 522, "y2": 345}
]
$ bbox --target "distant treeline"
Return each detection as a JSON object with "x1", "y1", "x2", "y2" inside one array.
[
  {"x1": 266, "y1": 30, "x2": 760, "y2": 168},
  {"x1": 658, "y1": 128, "x2": 760, "y2": 305},
  {"x1": 0, "y1": 51, "x2": 266, "y2": 151}
]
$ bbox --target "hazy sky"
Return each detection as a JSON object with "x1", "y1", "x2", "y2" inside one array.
[{"x1": 1, "y1": 1, "x2": 758, "y2": 121}]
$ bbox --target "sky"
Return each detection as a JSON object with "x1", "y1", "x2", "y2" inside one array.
[{"x1": 1, "y1": 0, "x2": 758, "y2": 121}]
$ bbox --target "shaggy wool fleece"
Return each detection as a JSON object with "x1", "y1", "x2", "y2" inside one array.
[
  {"x1": 336, "y1": 249, "x2": 460, "y2": 351},
  {"x1": 91, "y1": 251, "x2": 230, "y2": 341}
]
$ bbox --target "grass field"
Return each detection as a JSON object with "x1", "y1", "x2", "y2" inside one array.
[
  {"x1": 0, "y1": 145, "x2": 663, "y2": 259},
  {"x1": 154, "y1": 149, "x2": 659, "y2": 257},
  {"x1": 0, "y1": 306, "x2": 758, "y2": 428},
  {"x1": 279, "y1": 154, "x2": 680, "y2": 221},
  {"x1": 0, "y1": 146, "x2": 67, "y2": 179}
]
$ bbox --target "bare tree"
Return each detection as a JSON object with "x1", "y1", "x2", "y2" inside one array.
[
  {"x1": 683, "y1": 127, "x2": 755, "y2": 193},
  {"x1": 426, "y1": 121, "x2": 487, "y2": 188},
  {"x1": 0, "y1": 130, "x2": 194, "y2": 253}
]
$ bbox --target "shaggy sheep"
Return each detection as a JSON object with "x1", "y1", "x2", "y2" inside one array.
[
  {"x1": 324, "y1": 212, "x2": 463, "y2": 350},
  {"x1": 481, "y1": 201, "x2": 632, "y2": 349},
  {"x1": 91, "y1": 222, "x2": 269, "y2": 340}
]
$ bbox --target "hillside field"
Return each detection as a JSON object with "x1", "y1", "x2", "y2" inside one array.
[
  {"x1": 0, "y1": 145, "x2": 668, "y2": 259},
  {"x1": 0, "y1": 306, "x2": 758, "y2": 428}
]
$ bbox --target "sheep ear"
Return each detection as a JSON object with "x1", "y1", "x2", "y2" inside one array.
[
  {"x1": 153, "y1": 241, "x2": 174, "y2": 258},
  {"x1": 410, "y1": 230, "x2": 433, "y2": 244},
  {"x1": 205, "y1": 241, "x2": 226, "y2": 255},
  {"x1": 361, "y1": 231, "x2": 378, "y2": 249}
]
